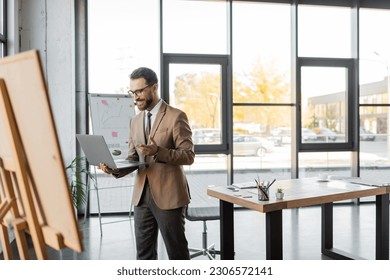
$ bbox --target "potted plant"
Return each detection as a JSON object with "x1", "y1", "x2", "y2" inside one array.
[
  {"x1": 65, "y1": 156, "x2": 95, "y2": 210},
  {"x1": 275, "y1": 188, "x2": 284, "y2": 200}
]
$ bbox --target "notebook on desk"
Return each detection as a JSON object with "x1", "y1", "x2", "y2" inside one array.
[
  {"x1": 331, "y1": 176, "x2": 390, "y2": 187},
  {"x1": 76, "y1": 134, "x2": 148, "y2": 170},
  {"x1": 231, "y1": 181, "x2": 257, "y2": 189}
]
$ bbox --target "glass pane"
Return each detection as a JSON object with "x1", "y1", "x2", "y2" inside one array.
[
  {"x1": 360, "y1": 106, "x2": 388, "y2": 138},
  {"x1": 360, "y1": 81, "x2": 388, "y2": 105},
  {"x1": 233, "y1": 2, "x2": 291, "y2": 103},
  {"x1": 301, "y1": 66, "x2": 347, "y2": 143},
  {"x1": 359, "y1": 9, "x2": 390, "y2": 190},
  {"x1": 90, "y1": 172, "x2": 135, "y2": 213},
  {"x1": 88, "y1": 0, "x2": 159, "y2": 93},
  {"x1": 163, "y1": 0, "x2": 228, "y2": 54},
  {"x1": 233, "y1": 106, "x2": 292, "y2": 182},
  {"x1": 184, "y1": 154, "x2": 228, "y2": 208},
  {"x1": 87, "y1": 0, "x2": 159, "y2": 214},
  {"x1": 299, "y1": 152, "x2": 352, "y2": 178},
  {"x1": 298, "y1": 5, "x2": 351, "y2": 58},
  {"x1": 360, "y1": 106, "x2": 390, "y2": 183},
  {"x1": 359, "y1": 8, "x2": 390, "y2": 104},
  {"x1": 168, "y1": 63, "x2": 222, "y2": 145}
]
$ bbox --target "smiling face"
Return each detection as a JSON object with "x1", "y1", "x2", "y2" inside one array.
[{"x1": 130, "y1": 78, "x2": 158, "y2": 111}]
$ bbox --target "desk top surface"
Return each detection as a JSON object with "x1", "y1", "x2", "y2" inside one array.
[{"x1": 207, "y1": 177, "x2": 389, "y2": 213}]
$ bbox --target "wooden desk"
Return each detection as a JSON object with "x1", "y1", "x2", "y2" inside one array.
[{"x1": 207, "y1": 177, "x2": 389, "y2": 260}]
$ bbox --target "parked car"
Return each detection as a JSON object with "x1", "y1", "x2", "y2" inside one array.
[
  {"x1": 269, "y1": 127, "x2": 292, "y2": 146},
  {"x1": 233, "y1": 135, "x2": 274, "y2": 157},
  {"x1": 313, "y1": 127, "x2": 337, "y2": 142},
  {"x1": 301, "y1": 128, "x2": 318, "y2": 142},
  {"x1": 192, "y1": 128, "x2": 221, "y2": 144},
  {"x1": 269, "y1": 127, "x2": 317, "y2": 145},
  {"x1": 360, "y1": 128, "x2": 375, "y2": 141}
]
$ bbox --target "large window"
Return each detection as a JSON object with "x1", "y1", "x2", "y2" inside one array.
[
  {"x1": 296, "y1": 3, "x2": 359, "y2": 181},
  {"x1": 359, "y1": 8, "x2": 390, "y2": 183},
  {"x1": 162, "y1": 0, "x2": 231, "y2": 195},
  {"x1": 87, "y1": 0, "x2": 160, "y2": 214},
  {"x1": 232, "y1": 1, "x2": 292, "y2": 181},
  {"x1": 86, "y1": 1, "x2": 390, "y2": 213}
]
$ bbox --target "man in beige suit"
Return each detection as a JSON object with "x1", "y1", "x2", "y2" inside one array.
[{"x1": 100, "y1": 67, "x2": 194, "y2": 260}]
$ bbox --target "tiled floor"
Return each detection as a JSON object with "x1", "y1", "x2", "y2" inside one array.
[
  {"x1": 36, "y1": 201, "x2": 385, "y2": 260},
  {"x1": 1, "y1": 171, "x2": 387, "y2": 261},
  {"x1": 57, "y1": 170, "x2": 389, "y2": 260}
]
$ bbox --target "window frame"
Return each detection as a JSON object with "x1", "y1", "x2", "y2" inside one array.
[
  {"x1": 297, "y1": 57, "x2": 358, "y2": 151},
  {"x1": 162, "y1": 53, "x2": 230, "y2": 154}
]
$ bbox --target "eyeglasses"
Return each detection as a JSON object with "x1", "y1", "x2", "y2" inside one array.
[{"x1": 127, "y1": 83, "x2": 155, "y2": 98}]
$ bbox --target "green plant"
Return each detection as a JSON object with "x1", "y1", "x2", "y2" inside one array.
[
  {"x1": 65, "y1": 156, "x2": 95, "y2": 209},
  {"x1": 277, "y1": 188, "x2": 284, "y2": 193}
]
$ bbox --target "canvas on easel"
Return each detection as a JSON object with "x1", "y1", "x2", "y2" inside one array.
[
  {"x1": 0, "y1": 50, "x2": 83, "y2": 258},
  {"x1": 0, "y1": 78, "x2": 40, "y2": 259}
]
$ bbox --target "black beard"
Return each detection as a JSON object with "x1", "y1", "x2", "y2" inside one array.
[
  {"x1": 135, "y1": 95, "x2": 154, "y2": 111},
  {"x1": 145, "y1": 96, "x2": 153, "y2": 109}
]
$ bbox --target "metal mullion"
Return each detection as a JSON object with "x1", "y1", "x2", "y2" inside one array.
[
  {"x1": 359, "y1": 103, "x2": 390, "y2": 107},
  {"x1": 233, "y1": 102, "x2": 294, "y2": 107}
]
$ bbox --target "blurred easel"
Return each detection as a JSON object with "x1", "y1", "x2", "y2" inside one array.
[
  {"x1": 0, "y1": 79, "x2": 47, "y2": 259},
  {"x1": 0, "y1": 50, "x2": 83, "y2": 260}
]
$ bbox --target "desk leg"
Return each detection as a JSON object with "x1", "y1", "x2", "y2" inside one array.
[
  {"x1": 321, "y1": 202, "x2": 333, "y2": 253},
  {"x1": 321, "y1": 196, "x2": 389, "y2": 260},
  {"x1": 321, "y1": 203, "x2": 353, "y2": 259},
  {"x1": 265, "y1": 210, "x2": 283, "y2": 260},
  {"x1": 376, "y1": 193, "x2": 389, "y2": 260},
  {"x1": 219, "y1": 200, "x2": 234, "y2": 260}
]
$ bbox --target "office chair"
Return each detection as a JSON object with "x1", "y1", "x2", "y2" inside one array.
[{"x1": 185, "y1": 206, "x2": 221, "y2": 260}]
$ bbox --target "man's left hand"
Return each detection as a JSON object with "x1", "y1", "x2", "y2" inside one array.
[{"x1": 137, "y1": 136, "x2": 159, "y2": 156}]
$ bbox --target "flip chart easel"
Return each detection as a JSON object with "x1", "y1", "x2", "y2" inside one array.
[
  {"x1": 0, "y1": 50, "x2": 83, "y2": 259},
  {"x1": 89, "y1": 93, "x2": 136, "y2": 160}
]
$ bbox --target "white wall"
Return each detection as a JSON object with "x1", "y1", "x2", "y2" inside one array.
[{"x1": 19, "y1": 0, "x2": 76, "y2": 165}]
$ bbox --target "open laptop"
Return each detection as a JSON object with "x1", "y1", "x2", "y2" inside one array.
[{"x1": 76, "y1": 134, "x2": 148, "y2": 170}]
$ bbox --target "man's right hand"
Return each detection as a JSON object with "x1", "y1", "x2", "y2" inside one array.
[{"x1": 99, "y1": 162, "x2": 120, "y2": 175}]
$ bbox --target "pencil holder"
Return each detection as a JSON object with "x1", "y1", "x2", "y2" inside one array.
[{"x1": 258, "y1": 188, "x2": 269, "y2": 201}]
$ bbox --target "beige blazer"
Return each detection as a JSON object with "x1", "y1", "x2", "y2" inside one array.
[{"x1": 117, "y1": 101, "x2": 195, "y2": 210}]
